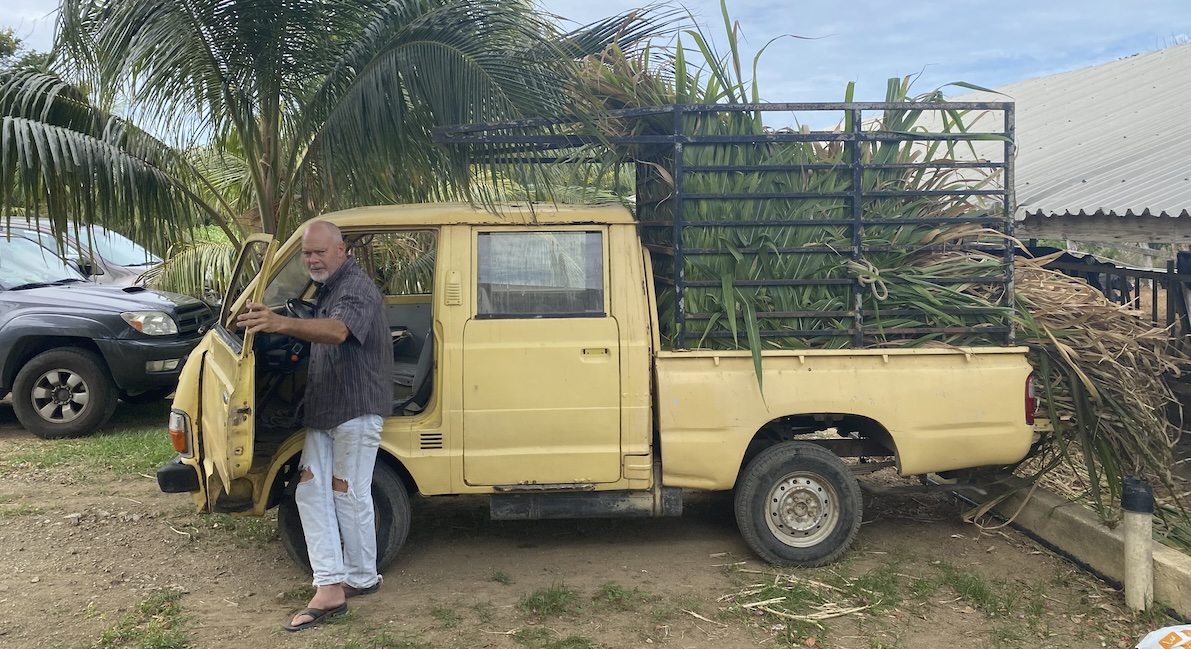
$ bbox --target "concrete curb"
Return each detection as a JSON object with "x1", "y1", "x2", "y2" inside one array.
[{"x1": 993, "y1": 486, "x2": 1191, "y2": 619}]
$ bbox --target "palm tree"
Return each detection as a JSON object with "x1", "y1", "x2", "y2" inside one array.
[{"x1": 1, "y1": 0, "x2": 671, "y2": 294}]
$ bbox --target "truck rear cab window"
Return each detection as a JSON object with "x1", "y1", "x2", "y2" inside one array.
[{"x1": 476, "y1": 231, "x2": 604, "y2": 318}]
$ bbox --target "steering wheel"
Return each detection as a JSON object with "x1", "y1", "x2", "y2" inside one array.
[
  {"x1": 255, "y1": 299, "x2": 315, "y2": 373},
  {"x1": 285, "y1": 298, "x2": 317, "y2": 319}
]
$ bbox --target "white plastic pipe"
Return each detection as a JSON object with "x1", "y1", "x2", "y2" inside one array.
[{"x1": 1122, "y1": 476, "x2": 1154, "y2": 611}]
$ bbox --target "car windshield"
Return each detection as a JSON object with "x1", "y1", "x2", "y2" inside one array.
[
  {"x1": 0, "y1": 236, "x2": 88, "y2": 289},
  {"x1": 75, "y1": 227, "x2": 162, "y2": 266},
  {"x1": 6, "y1": 223, "x2": 161, "y2": 267}
]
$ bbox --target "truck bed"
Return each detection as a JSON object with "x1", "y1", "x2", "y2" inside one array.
[{"x1": 654, "y1": 346, "x2": 1034, "y2": 489}]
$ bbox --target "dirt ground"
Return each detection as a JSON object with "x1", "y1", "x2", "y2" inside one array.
[{"x1": 0, "y1": 401, "x2": 1174, "y2": 649}]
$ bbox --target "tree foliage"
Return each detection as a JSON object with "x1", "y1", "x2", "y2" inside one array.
[{"x1": 1, "y1": 0, "x2": 671, "y2": 298}]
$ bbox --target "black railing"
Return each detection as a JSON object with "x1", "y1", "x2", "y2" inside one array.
[{"x1": 1039, "y1": 258, "x2": 1191, "y2": 342}]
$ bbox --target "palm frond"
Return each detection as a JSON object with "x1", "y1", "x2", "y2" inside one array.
[
  {"x1": 142, "y1": 238, "x2": 237, "y2": 301},
  {"x1": 1, "y1": 67, "x2": 230, "y2": 252}
]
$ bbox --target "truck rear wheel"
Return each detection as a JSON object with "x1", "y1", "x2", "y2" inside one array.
[
  {"x1": 734, "y1": 441, "x2": 862, "y2": 567},
  {"x1": 13, "y1": 348, "x2": 118, "y2": 439},
  {"x1": 278, "y1": 461, "x2": 412, "y2": 573}
]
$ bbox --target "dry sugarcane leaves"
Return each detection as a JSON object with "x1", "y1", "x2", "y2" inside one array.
[{"x1": 1009, "y1": 257, "x2": 1187, "y2": 520}]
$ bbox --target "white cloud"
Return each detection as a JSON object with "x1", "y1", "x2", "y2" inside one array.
[
  {"x1": 0, "y1": 0, "x2": 58, "y2": 51},
  {"x1": 4, "y1": 0, "x2": 1188, "y2": 103},
  {"x1": 540, "y1": 0, "x2": 1191, "y2": 100}
]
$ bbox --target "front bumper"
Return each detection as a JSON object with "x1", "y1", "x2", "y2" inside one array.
[
  {"x1": 95, "y1": 337, "x2": 202, "y2": 393},
  {"x1": 157, "y1": 454, "x2": 201, "y2": 493}
]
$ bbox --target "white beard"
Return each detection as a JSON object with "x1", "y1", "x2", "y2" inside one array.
[{"x1": 309, "y1": 269, "x2": 329, "y2": 283}]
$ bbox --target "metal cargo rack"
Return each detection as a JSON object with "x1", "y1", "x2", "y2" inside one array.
[{"x1": 434, "y1": 102, "x2": 1016, "y2": 350}]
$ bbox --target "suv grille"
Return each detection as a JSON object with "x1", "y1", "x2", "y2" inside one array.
[{"x1": 176, "y1": 303, "x2": 215, "y2": 336}]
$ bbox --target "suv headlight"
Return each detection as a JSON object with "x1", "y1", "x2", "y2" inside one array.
[{"x1": 121, "y1": 311, "x2": 178, "y2": 335}]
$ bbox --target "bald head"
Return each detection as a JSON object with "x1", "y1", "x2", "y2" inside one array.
[{"x1": 302, "y1": 220, "x2": 348, "y2": 283}]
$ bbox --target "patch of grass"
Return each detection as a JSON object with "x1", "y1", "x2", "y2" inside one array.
[
  {"x1": 1, "y1": 426, "x2": 174, "y2": 478},
  {"x1": 987, "y1": 623, "x2": 1025, "y2": 648},
  {"x1": 338, "y1": 632, "x2": 430, "y2": 649},
  {"x1": 865, "y1": 632, "x2": 903, "y2": 649},
  {"x1": 650, "y1": 593, "x2": 705, "y2": 624},
  {"x1": 0, "y1": 503, "x2": 43, "y2": 518},
  {"x1": 906, "y1": 573, "x2": 941, "y2": 604},
  {"x1": 512, "y1": 628, "x2": 596, "y2": 649},
  {"x1": 429, "y1": 606, "x2": 459, "y2": 628},
  {"x1": 936, "y1": 562, "x2": 1013, "y2": 617},
  {"x1": 471, "y1": 602, "x2": 494, "y2": 624},
  {"x1": 324, "y1": 608, "x2": 358, "y2": 627},
  {"x1": 491, "y1": 570, "x2": 514, "y2": 585},
  {"x1": 1051, "y1": 569, "x2": 1077, "y2": 588},
  {"x1": 87, "y1": 589, "x2": 185, "y2": 649},
  {"x1": 847, "y1": 563, "x2": 903, "y2": 611},
  {"x1": 204, "y1": 513, "x2": 277, "y2": 547},
  {"x1": 518, "y1": 584, "x2": 578, "y2": 618},
  {"x1": 546, "y1": 637, "x2": 597, "y2": 649},
  {"x1": 280, "y1": 584, "x2": 315, "y2": 602},
  {"x1": 591, "y1": 581, "x2": 654, "y2": 611},
  {"x1": 733, "y1": 579, "x2": 822, "y2": 640}
]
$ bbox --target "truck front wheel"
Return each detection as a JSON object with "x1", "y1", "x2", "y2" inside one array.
[
  {"x1": 278, "y1": 461, "x2": 412, "y2": 573},
  {"x1": 734, "y1": 441, "x2": 862, "y2": 567},
  {"x1": 13, "y1": 348, "x2": 118, "y2": 439}
]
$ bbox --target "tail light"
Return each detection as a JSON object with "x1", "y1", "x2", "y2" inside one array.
[
  {"x1": 1025, "y1": 373, "x2": 1038, "y2": 425},
  {"x1": 169, "y1": 409, "x2": 192, "y2": 454}
]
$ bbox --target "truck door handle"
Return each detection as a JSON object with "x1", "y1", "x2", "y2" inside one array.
[{"x1": 582, "y1": 348, "x2": 609, "y2": 356}]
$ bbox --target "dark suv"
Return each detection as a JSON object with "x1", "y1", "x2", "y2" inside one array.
[{"x1": 0, "y1": 235, "x2": 213, "y2": 438}]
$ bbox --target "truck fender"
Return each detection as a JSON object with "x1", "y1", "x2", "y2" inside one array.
[{"x1": 0, "y1": 314, "x2": 122, "y2": 387}]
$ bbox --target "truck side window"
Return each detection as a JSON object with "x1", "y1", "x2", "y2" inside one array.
[
  {"x1": 261, "y1": 252, "x2": 314, "y2": 307},
  {"x1": 476, "y1": 231, "x2": 604, "y2": 318}
]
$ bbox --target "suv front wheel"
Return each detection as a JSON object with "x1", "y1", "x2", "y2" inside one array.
[{"x1": 13, "y1": 348, "x2": 118, "y2": 439}]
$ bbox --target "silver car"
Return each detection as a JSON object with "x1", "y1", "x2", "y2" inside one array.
[{"x1": 4, "y1": 220, "x2": 162, "y2": 286}]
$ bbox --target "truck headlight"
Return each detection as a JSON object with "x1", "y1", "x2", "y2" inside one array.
[{"x1": 122, "y1": 311, "x2": 178, "y2": 335}]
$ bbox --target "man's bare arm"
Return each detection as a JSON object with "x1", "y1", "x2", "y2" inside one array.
[{"x1": 236, "y1": 301, "x2": 349, "y2": 344}]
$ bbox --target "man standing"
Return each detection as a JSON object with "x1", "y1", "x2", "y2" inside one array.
[{"x1": 237, "y1": 220, "x2": 391, "y2": 631}]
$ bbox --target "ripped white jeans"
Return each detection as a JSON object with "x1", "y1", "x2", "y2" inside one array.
[{"x1": 295, "y1": 414, "x2": 383, "y2": 589}]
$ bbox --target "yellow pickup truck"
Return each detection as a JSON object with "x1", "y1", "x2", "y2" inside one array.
[{"x1": 156, "y1": 201, "x2": 1036, "y2": 569}]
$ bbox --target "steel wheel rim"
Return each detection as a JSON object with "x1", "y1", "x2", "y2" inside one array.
[
  {"x1": 29, "y1": 367, "x2": 91, "y2": 423},
  {"x1": 765, "y1": 471, "x2": 840, "y2": 548}
]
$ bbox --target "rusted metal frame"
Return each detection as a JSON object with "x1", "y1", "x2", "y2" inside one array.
[
  {"x1": 848, "y1": 107, "x2": 865, "y2": 347},
  {"x1": 672, "y1": 105, "x2": 688, "y2": 349},
  {"x1": 684, "y1": 306, "x2": 1007, "y2": 319},
  {"x1": 637, "y1": 216, "x2": 1006, "y2": 228},
  {"x1": 999, "y1": 106, "x2": 1017, "y2": 346}
]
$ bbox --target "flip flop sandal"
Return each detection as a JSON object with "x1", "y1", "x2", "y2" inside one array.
[{"x1": 282, "y1": 603, "x2": 348, "y2": 632}]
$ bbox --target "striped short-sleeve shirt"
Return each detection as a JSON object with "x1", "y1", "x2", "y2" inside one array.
[{"x1": 303, "y1": 256, "x2": 392, "y2": 429}]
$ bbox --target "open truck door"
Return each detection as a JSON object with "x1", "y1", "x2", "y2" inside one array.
[{"x1": 200, "y1": 234, "x2": 276, "y2": 510}]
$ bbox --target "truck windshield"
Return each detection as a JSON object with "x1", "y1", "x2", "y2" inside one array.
[{"x1": 0, "y1": 236, "x2": 89, "y2": 289}]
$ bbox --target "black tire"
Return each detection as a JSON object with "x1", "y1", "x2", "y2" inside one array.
[
  {"x1": 12, "y1": 348, "x2": 118, "y2": 439},
  {"x1": 119, "y1": 388, "x2": 175, "y2": 404},
  {"x1": 278, "y1": 461, "x2": 411, "y2": 573},
  {"x1": 734, "y1": 441, "x2": 862, "y2": 567}
]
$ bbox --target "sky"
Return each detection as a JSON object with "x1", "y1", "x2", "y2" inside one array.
[{"x1": 3, "y1": 0, "x2": 1190, "y2": 104}]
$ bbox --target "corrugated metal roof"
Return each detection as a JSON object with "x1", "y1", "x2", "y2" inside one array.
[{"x1": 949, "y1": 42, "x2": 1191, "y2": 220}]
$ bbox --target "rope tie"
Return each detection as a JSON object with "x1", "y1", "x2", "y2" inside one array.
[{"x1": 852, "y1": 260, "x2": 889, "y2": 300}]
